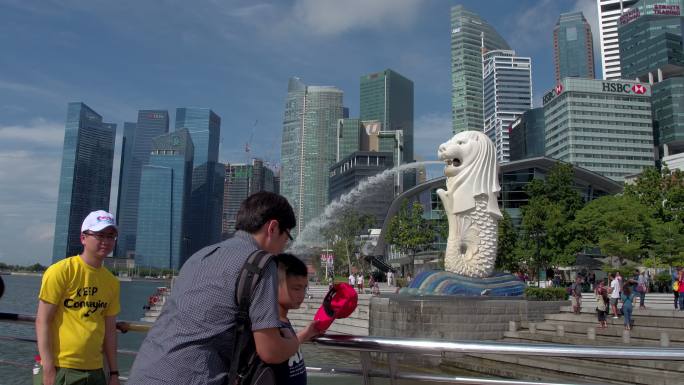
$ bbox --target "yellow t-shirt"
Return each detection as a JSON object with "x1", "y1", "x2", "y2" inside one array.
[{"x1": 38, "y1": 255, "x2": 120, "y2": 370}]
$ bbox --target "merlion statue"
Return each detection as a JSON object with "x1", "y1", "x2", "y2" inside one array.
[{"x1": 436, "y1": 131, "x2": 502, "y2": 278}]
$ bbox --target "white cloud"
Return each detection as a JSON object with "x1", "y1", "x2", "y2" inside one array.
[
  {"x1": 0, "y1": 119, "x2": 64, "y2": 265},
  {"x1": 0, "y1": 118, "x2": 64, "y2": 148},
  {"x1": 292, "y1": 0, "x2": 423, "y2": 36}
]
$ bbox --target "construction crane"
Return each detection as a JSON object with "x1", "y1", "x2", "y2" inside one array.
[{"x1": 245, "y1": 119, "x2": 257, "y2": 162}]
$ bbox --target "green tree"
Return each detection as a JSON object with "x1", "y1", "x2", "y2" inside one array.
[
  {"x1": 496, "y1": 210, "x2": 519, "y2": 272},
  {"x1": 574, "y1": 195, "x2": 654, "y2": 266},
  {"x1": 514, "y1": 197, "x2": 565, "y2": 283},
  {"x1": 515, "y1": 163, "x2": 583, "y2": 277},
  {"x1": 651, "y1": 221, "x2": 684, "y2": 267},
  {"x1": 27, "y1": 263, "x2": 47, "y2": 272},
  {"x1": 385, "y1": 200, "x2": 433, "y2": 275},
  {"x1": 625, "y1": 166, "x2": 684, "y2": 222}
]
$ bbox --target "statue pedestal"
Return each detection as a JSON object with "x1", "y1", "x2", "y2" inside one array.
[{"x1": 402, "y1": 270, "x2": 525, "y2": 297}]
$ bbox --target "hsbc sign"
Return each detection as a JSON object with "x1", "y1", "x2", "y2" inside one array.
[
  {"x1": 544, "y1": 80, "x2": 650, "y2": 106},
  {"x1": 601, "y1": 82, "x2": 649, "y2": 95}
]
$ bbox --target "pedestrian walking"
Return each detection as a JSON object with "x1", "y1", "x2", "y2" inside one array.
[
  {"x1": 673, "y1": 268, "x2": 680, "y2": 310},
  {"x1": 621, "y1": 284, "x2": 635, "y2": 330},
  {"x1": 678, "y1": 270, "x2": 684, "y2": 311},
  {"x1": 609, "y1": 273, "x2": 621, "y2": 319},
  {"x1": 636, "y1": 270, "x2": 647, "y2": 309},
  {"x1": 595, "y1": 281, "x2": 608, "y2": 329},
  {"x1": 571, "y1": 276, "x2": 583, "y2": 315}
]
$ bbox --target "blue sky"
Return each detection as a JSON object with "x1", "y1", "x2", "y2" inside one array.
[{"x1": 0, "y1": 0, "x2": 598, "y2": 265}]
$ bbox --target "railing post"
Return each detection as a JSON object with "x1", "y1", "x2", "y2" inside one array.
[
  {"x1": 387, "y1": 352, "x2": 398, "y2": 385},
  {"x1": 359, "y1": 351, "x2": 373, "y2": 385}
]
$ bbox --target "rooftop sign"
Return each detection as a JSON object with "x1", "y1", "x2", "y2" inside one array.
[{"x1": 543, "y1": 80, "x2": 651, "y2": 105}]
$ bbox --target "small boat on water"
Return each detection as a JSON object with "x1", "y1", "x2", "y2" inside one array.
[{"x1": 141, "y1": 286, "x2": 170, "y2": 322}]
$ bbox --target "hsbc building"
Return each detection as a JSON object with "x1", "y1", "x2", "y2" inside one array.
[{"x1": 543, "y1": 78, "x2": 654, "y2": 182}]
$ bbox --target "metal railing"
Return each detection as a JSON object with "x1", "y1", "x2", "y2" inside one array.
[{"x1": 3, "y1": 312, "x2": 684, "y2": 385}]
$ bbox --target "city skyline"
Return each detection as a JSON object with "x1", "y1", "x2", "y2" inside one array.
[{"x1": 1, "y1": 1, "x2": 601, "y2": 265}]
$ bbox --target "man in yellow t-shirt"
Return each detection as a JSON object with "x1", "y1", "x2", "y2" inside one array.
[{"x1": 36, "y1": 210, "x2": 121, "y2": 385}]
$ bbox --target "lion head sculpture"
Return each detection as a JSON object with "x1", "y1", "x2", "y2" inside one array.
[{"x1": 437, "y1": 131, "x2": 502, "y2": 218}]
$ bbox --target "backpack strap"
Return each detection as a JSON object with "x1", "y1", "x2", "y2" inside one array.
[{"x1": 227, "y1": 249, "x2": 273, "y2": 385}]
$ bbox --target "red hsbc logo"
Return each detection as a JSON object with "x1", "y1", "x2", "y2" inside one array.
[
  {"x1": 632, "y1": 84, "x2": 647, "y2": 94},
  {"x1": 555, "y1": 83, "x2": 563, "y2": 95},
  {"x1": 602, "y1": 82, "x2": 648, "y2": 95}
]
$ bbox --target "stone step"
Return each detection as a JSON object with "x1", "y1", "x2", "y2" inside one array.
[
  {"x1": 287, "y1": 311, "x2": 369, "y2": 327},
  {"x1": 559, "y1": 306, "x2": 684, "y2": 317},
  {"x1": 463, "y1": 352, "x2": 683, "y2": 385},
  {"x1": 444, "y1": 355, "x2": 621, "y2": 385},
  {"x1": 522, "y1": 320, "x2": 684, "y2": 342},
  {"x1": 547, "y1": 311, "x2": 684, "y2": 329},
  {"x1": 504, "y1": 330, "x2": 684, "y2": 348}
]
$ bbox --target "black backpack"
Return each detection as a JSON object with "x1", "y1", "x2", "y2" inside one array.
[{"x1": 227, "y1": 249, "x2": 277, "y2": 385}]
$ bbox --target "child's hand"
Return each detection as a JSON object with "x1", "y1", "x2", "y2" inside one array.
[{"x1": 298, "y1": 321, "x2": 324, "y2": 343}]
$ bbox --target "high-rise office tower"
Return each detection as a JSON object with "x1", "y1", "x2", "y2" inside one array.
[
  {"x1": 221, "y1": 159, "x2": 277, "y2": 238},
  {"x1": 175, "y1": 107, "x2": 224, "y2": 254},
  {"x1": 596, "y1": 0, "x2": 640, "y2": 80},
  {"x1": 328, "y1": 151, "x2": 394, "y2": 226},
  {"x1": 52, "y1": 102, "x2": 116, "y2": 262},
  {"x1": 280, "y1": 77, "x2": 344, "y2": 236},
  {"x1": 554, "y1": 12, "x2": 596, "y2": 82},
  {"x1": 115, "y1": 110, "x2": 169, "y2": 258},
  {"x1": 509, "y1": 108, "x2": 546, "y2": 161},
  {"x1": 337, "y1": 118, "x2": 362, "y2": 162},
  {"x1": 360, "y1": 69, "x2": 414, "y2": 165},
  {"x1": 618, "y1": 0, "x2": 684, "y2": 159},
  {"x1": 618, "y1": 1, "x2": 683, "y2": 80},
  {"x1": 136, "y1": 129, "x2": 194, "y2": 270},
  {"x1": 543, "y1": 78, "x2": 653, "y2": 181},
  {"x1": 482, "y1": 50, "x2": 532, "y2": 163},
  {"x1": 451, "y1": 5, "x2": 510, "y2": 133}
]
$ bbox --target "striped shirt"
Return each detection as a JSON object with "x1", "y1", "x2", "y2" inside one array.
[{"x1": 127, "y1": 231, "x2": 281, "y2": 385}]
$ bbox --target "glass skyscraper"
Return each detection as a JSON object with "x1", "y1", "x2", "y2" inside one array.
[
  {"x1": 175, "y1": 107, "x2": 224, "y2": 254},
  {"x1": 360, "y1": 69, "x2": 414, "y2": 165},
  {"x1": 618, "y1": 2, "x2": 684, "y2": 158},
  {"x1": 482, "y1": 50, "x2": 532, "y2": 163},
  {"x1": 136, "y1": 129, "x2": 194, "y2": 270},
  {"x1": 280, "y1": 78, "x2": 344, "y2": 236},
  {"x1": 510, "y1": 108, "x2": 546, "y2": 161},
  {"x1": 543, "y1": 78, "x2": 654, "y2": 181},
  {"x1": 618, "y1": 3, "x2": 683, "y2": 81},
  {"x1": 451, "y1": 5, "x2": 510, "y2": 133},
  {"x1": 337, "y1": 118, "x2": 362, "y2": 162},
  {"x1": 115, "y1": 110, "x2": 169, "y2": 258},
  {"x1": 221, "y1": 159, "x2": 277, "y2": 238},
  {"x1": 52, "y1": 102, "x2": 116, "y2": 262},
  {"x1": 554, "y1": 12, "x2": 595, "y2": 82}
]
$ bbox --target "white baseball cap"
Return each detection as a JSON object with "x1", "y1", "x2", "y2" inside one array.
[{"x1": 81, "y1": 210, "x2": 118, "y2": 233}]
